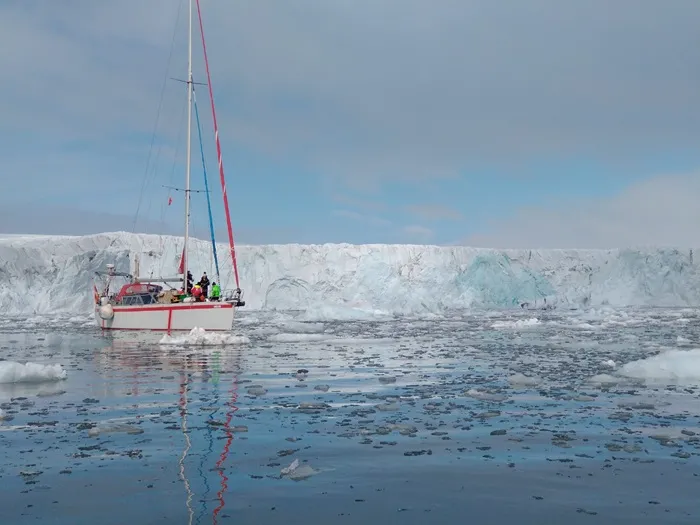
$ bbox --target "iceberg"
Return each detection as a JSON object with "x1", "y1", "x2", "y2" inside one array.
[{"x1": 1, "y1": 232, "x2": 699, "y2": 316}]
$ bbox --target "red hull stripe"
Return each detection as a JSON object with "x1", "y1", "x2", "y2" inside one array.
[
  {"x1": 167, "y1": 308, "x2": 173, "y2": 331},
  {"x1": 114, "y1": 303, "x2": 233, "y2": 313}
]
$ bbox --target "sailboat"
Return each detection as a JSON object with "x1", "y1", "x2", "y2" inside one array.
[{"x1": 92, "y1": 0, "x2": 245, "y2": 332}]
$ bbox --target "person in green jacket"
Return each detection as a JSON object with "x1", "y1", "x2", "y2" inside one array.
[{"x1": 210, "y1": 282, "x2": 221, "y2": 301}]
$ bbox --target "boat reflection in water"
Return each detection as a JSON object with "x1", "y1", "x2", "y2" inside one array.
[{"x1": 94, "y1": 331, "x2": 243, "y2": 524}]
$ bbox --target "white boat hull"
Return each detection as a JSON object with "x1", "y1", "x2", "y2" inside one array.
[{"x1": 95, "y1": 301, "x2": 235, "y2": 332}]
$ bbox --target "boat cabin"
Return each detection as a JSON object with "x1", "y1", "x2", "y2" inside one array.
[{"x1": 115, "y1": 283, "x2": 164, "y2": 306}]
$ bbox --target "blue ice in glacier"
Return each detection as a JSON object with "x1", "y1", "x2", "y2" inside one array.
[{"x1": 1, "y1": 232, "x2": 699, "y2": 316}]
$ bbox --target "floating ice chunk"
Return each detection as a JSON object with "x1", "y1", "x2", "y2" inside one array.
[
  {"x1": 573, "y1": 394, "x2": 596, "y2": 402},
  {"x1": 298, "y1": 402, "x2": 330, "y2": 410},
  {"x1": 569, "y1": 321, "x2": 597, "y2": 330},
  {"x1": 88, "y1": 423, "x2": 144, "y2": 437},
  {"x1": 588, "y1": 373, "x2": 620, "y2": 385},
  {"x1": 279, "y1": 321, "x2": 326, "y2": 333},
  {"x1": 158, "y1": 327, "x2": 250, "y2": 346},
  {"x1": 247, "y1": 386, "x2": 267, "y2": 396},
  {"x1": 0, "y1": 361, "x2": 67, "y2": 384},
  {"x1": 507, "y1": 373, "x2": 541, "y2": 387},
  {"x1": 268, "y1": 333, "x2": 330, "y2": 343},
  {"x1": 280, "y1": 458, "x2": 321, "y2": 481},
  {"x1": 286, "y1": 465, "x2": 319, "y2": 481},
  {"x1": 492, "y1": 318, "x2": 541, "y2": 329},
  {"x1": 618, "y1": 349, "x2": 700, "y2": 385},
  {"x1": 281, "y1": 459, "x2": 299, "y2": 475},
  {"x1": 465, "y1": 388, "x2": 509, "y2": 402},
  {"x1": 601, "y1": 359, "x2": 616, "y2": 368}
]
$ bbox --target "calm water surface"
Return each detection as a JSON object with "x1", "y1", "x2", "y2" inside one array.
[{"x1": 0, "y1": 308, "x2": 699, "y2": 524}]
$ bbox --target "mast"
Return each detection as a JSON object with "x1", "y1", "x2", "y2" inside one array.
[{"x1": 182, "y1": 0, "x2": 194, "y2": 292}]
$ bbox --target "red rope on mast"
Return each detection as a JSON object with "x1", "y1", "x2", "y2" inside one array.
[{"x1": 195, "y1": 0, "x2": 240, "y2": 290}]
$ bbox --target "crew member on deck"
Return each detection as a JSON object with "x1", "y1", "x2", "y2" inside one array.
[
  {"x1": 186, "y1": 271, "x2": 193, "y2": 293},
  {"x1": 200, "y1": 272, "x2": 210, "y2": 297},
  {"x1": 210, "y1": 282, "x2": 221, "y2": 301},
  {"x1": 192, "y1": 283, "x2": 203, "y2": 301}
]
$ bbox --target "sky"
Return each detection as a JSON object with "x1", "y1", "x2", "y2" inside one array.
[{"x1": 1, "y1": 0, "x2": 699, "y2": 248}]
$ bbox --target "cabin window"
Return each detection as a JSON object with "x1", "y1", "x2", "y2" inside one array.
[{"x1": 122, "y1": 295, "x2": 144, "y2": 306}]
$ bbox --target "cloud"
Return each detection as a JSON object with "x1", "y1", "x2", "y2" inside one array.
[
  {"x1": 0, "y1": 205, "x2": 173, "y2": 237},
  {"x1": 403, "y1": 225, "x2": 434, "y2": 240},
  {"x1": 0, "y1": 203, "x2": 311, "y2": 245},
  {"x1": 2, "y1": 1, "x2": 700, "y2": 247},
  {"x1": 407, "y1": 204, "x2": 463, "y2": 221},
  {"x1": 332, "y1": 209, "x2": 391, "y2": 227},
  {"x1": 2, "y1": 0, "x2": 698, "y2": 190},
  {"x1": 330, "y1": 194, "x2": 387, "y2": 213},
  {"x1": 463, "y1": 172, "x2": 700, "y2": 249},
  {"x1": 202, "y1": 0, "x2": 700, "y2": 181},
  {"x1": 0, "y1": 0, "x2": 180, "y2": 140}
]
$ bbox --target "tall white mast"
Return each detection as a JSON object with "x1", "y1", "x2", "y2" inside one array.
[{"x1": 182, "y1": 0, "x2": 193, "y2": 292}]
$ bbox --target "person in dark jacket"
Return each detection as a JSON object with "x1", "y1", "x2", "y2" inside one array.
[{"x1": 199, "y1": 273, "x2": 210, "y2": 298}]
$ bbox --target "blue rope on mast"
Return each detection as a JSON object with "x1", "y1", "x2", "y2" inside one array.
[{"x1": 193, "y1": 88, "x2": 221, "y2": 284}]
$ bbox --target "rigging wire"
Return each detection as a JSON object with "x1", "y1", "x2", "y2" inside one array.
[
  {"x1": 157, "y1": 96, "x2": 188, "y2": 277},
  {"x1": 131, "y1": 0, "x2": 184, "y2": 234},
  {"x1": 193, "y1": 86, "x2": 221, "y2": 284},
  {"x1": 195, "y1": 0, "x2": 241, "y2": 292}
]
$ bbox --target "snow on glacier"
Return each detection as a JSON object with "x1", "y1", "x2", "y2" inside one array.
[{"x1": 1, "y1": 231, "x2": 699, "y2": 316}]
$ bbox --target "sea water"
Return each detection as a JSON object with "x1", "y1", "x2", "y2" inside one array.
[{"x1": 0, "y1": 307, "x2": 699, "y2": 524}]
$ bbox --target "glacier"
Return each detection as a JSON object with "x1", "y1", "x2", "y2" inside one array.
[{"x1": 1, "y1": 231, "x2": 699, "y2": 317}]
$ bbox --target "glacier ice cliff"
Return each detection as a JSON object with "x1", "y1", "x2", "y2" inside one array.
[{"x1": 1, "y1": 232, "x2": 699, "y2": 316}]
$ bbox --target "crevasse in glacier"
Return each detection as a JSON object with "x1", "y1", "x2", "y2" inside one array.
[{"x1": 1, "y1": 232, "x2": 699, "y2": 316}]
